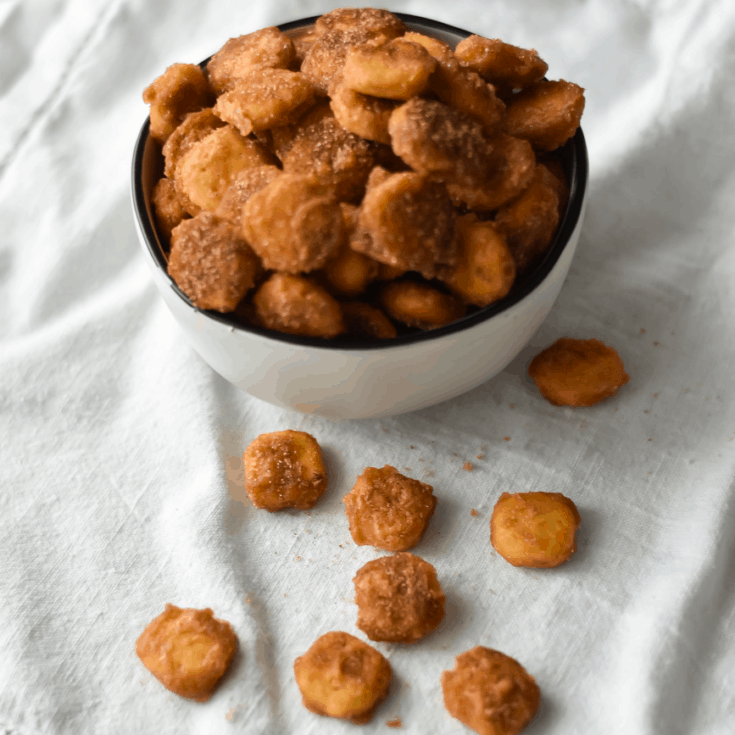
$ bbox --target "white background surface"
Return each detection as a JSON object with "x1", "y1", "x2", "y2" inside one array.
[{"x1": 1, "y1": 0, "x2": 734, "y2": 733}]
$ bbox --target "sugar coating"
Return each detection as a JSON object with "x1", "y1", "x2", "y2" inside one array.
[
  {"x1": 441, "y1": 646, "x2": 540, "y2": 735},
  {"x1": 388, "y1": 98, "x2": 495, "y2": 184},
  {"x1": 207, "y1": 27, "x2": 296, "y2": 95},
  {"x1": 446, "y1": 133, "x2": 536, "y2": 212},
  {"x1": 344, "y1": 465, "x2": 437, "y2": 551},
  {"x1": 354, "y1": 552, "x2": 445, "y2": 643},
  {"x1": 168, "y1": 212, "x2": 260, "y2": 312},
  {"x1": 174, "y1": 126, "x2": 273, "y2": 214},
  {"x1": 214, "y1": 165, "x2": 282, "y2": 227},
  {"x1": 342, "y1": 38, "x2": 436, "y2": 100},
  {"x1": 356, "y1": 170, "x2": 458, "y2": 279},
  {"x1": 455, "y1": 36, "x2": 548, "y2": 93},
  {"x1": 214, "y1": 69, "x2": 316, "y2": 135},
  {"x1": 242, "y1": 173, "x2": 344, "y2": 273},
  {"x1": 282, "y1": 117, "x2": 375, "y2": 204},
  {"x1": 162, "y1": 108, "x2": 225, "y2": 180},
  {"x1": 243, "y1": 430, "x2": 328, "y2": 511}
]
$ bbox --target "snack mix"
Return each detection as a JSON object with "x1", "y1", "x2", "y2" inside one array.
[{"x1": 142, "y1": 7, "x2": 585, "y2": 340}]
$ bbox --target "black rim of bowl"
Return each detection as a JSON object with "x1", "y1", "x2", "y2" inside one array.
[{"x1": 132, "y1": 12, "x2": 588, "y2": 351}]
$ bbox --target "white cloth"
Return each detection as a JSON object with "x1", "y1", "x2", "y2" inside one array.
[{"x1": 1, "y1": 0, "x2": 734, "y2": 733}]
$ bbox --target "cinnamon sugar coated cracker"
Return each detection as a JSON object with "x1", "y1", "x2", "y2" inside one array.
[
  {"x1": 162, "y1": 108, "x2": 225, "y2": 180},
  {"x1": 206, "y1": 27, "x2": 296, "y2": 95},
  {"x1": 344, "y1": 465, "x2": 437, "y2": 551},
  {"x1": 294, "y1": 631, "x2": 392, "y2": 724},
  {"x1": 214, "y1": 165, "x2": 282, "y2": 226},
  {"x1": 253, "y1": 273, "x2": 345, "y2": 338},
  {"x1": 143, "y1": 63, "x2": 211, "y2": 143},
  {"x1": 168, "y1": 213, "x2": 260, "y2": 311},
  {"x1": 490, "y1": 491, "x2": 581, "y2": 568},
  {"x1": 242, "y1": 430, "x2": 328, "y2": 511},
  {"x1": 442, "y1": 647, "x2": 540, "y2": 735},
  {"x1": 136, "y1": 604, "x2": 237, "y2": 702},
  {"x1": 528, "y1": 338, "x2": 629, "y2": 406},
  {"x1": 242, "y1": 173, "x2": 344, "y2": 273},
  {"x1": 354, "y1": 552, "x2": 445, "y2": 643},
  {"x1": 455, "y1": 36, "x2": 548, "y2": 94},
  {"x1": 152, "y1": 178, "x2": 187, "y2": 241},
  {"x1": 142, "y1": 8, "x2": 585, "y2": 337}
]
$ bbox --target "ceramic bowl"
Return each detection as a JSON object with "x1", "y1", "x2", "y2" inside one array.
[{"x1": 131, "y1": 13, "x2": 588, "y2": 420}]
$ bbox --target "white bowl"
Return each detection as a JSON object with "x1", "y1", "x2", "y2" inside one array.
[{"x1": 131, "y1": 13, "x2": 588, "y2": 420}]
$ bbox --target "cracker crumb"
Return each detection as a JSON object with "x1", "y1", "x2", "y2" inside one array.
[
  {"x1": 284, "y1": 593, "x2": 288, "y2": 597},
  {"x1": 471, "y1": 508, "x2": 478, "y2": 517},
  {"x1": 295, "y1": 556, "x2": 301, "y2": 560},
  {"x1": 648, "y1": 438, "x2": 652, "y2": 442},
  {"x1": 463, "y1": 462, "x2": 473, "y2": 471},
  {"x1": 410, "y1": 445, "x2": 415, "y2": 449},
  {"x1": 387, "y1": 718, "x2": 402, "y2": 728},
  {"x1": 504, "y1": 436, "x2": 510, "y2": 442},
  {"x1": 653, "y1": 393, "x2": 658, "y2": 398},
  {"x1": 640, "y1": 327, "x2": 646, "y2": 334},
  {"x1": 246, "y1": 596, "x2": 251, "y2": 604},
  {"x1": 653, "y1": 341, "x2": 659, "y2": 346},
  {"x1": 509, "y1": 403, "x2": 514, "y2": 409},
  {"x1": 644, "y1": 410, "x2": 649, "y2": 414},
  {"x1": 476, "y1": 454, "x2": 483, "y2": 459}
]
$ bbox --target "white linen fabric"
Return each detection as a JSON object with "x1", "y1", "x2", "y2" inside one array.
[{"x1": 1, "y1": 0, "x2": 734, "y2": 733}]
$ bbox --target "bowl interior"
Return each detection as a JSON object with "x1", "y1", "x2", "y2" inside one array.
[{"x1": 132, "y1": 13, "x2": 588, "y2": 351}]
